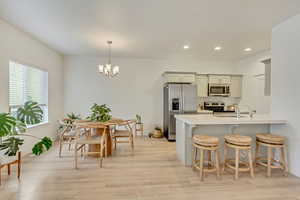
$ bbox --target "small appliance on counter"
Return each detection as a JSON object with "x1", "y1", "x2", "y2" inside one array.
[{"x1": 226, "y1": 104, "x2": 236, "y2": 112}]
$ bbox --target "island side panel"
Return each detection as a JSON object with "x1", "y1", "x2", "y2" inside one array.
[{"x1": 176, "y1": 119, "x2": 186, "y2": 165}]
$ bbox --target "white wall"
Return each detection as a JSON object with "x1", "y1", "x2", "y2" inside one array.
[
  {"x1": 64, "y1": 56, "x2": 236, "y2": 134},
  {"x1": 271, "y1": 14, "x2": 300, "y2": 177},
  {"x1": 235, "y1": 51, "x2": 271, "y2": 114},
  {"x1": 0, "y1": 19, "x2": 64, "y2": 154}
]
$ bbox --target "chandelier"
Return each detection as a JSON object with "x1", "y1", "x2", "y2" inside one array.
[{"x1": 98, "y1": 41, "x2": 119, "y2": 77}]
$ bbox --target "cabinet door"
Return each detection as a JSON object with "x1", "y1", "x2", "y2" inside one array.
[
  {"x1": 209, "y1": 75, "x2": 231, "y2": 84},
  {"x1": 208, "y1": 75, "x2": 221, "y2": 84},
  {"x1": 196, "y1": 75, "x2": 208, "y2": 97},
  {"x1": 166, "y1": 74, "x2": 180, "y2": 82},
  {"x1": 181, "y1": 74, "x2": 196, "y2": 83},
  {"x1": 165, "y1": 73, "x2": 195, "y2": 83},
  {"x1": 230, "y1": 76, "x2": 242, "y2": 98},
  {"x1": 220, "y1": 76, "x2": 231, "y2": 84}
]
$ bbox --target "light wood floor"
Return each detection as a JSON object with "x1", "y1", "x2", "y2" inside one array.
[{"x1": 1, "y1": 136, "x2": 300, "y2": 200}]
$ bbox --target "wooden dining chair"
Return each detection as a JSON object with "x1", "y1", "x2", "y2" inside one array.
[
  {"x1": 74, "y1": 125, "x2": 108, "y2": 169},
  {"x1": 58, "y1": 120, "x2": 77, "y2": 157},
  {"x1": 112, "y1": 120, "x2": 135, "y2": 151},
  {"x1": 0, "y1": 152, "x2": 21, "y2": 186}
]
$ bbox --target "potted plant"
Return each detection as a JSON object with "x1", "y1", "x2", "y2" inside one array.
[
  {"x1": 65, "y1": 112, "x2": 81, "y2": 123},
  {"x1": 87, "y1": 104, "x2": 112, "y2": 122},
  {"x1": 152, "y1": 126, "x2": 163, "y2": 138},
  {"x1": 0, "y1": 101, "x2": 52, "y2": 156},
  {"x1": 136, "y1": 114, "x2": 142, "y2": 124},
  {"x1": 57, "y1": 112, "x2": 81, "y2": 133}
]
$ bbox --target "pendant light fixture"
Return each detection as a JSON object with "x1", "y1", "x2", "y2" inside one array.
[{"x1": 98, "y1": 41, "x2": 119, "y2": 77}]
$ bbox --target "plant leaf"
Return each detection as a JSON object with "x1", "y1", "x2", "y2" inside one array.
[
  {"x1": 66, "y1": 112, "x2": 81, "y2": 120},
  {"x1": 0, "y1": 137, "x2": 24, "y2": 156},
  {"x1": 0, "y1": 113, "x2": 17, "y2": 137},
  {"x1": 16, "y1": 101, "x2": 43, "y2": 125},
  {"x1": 32, "y1": 137, "x2": 53, "y2": 155}
]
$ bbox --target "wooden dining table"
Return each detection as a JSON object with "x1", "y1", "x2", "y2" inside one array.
[{"x1": 74, "y1": 118, "x2": 127, "y2": 157}]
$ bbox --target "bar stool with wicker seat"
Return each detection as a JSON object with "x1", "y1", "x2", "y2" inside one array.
[
  {"x1": 192, "y1": 135, "x2": 221, "y2": 181},
  {"x1": 223, "y1": 134, "x2": 254, "y2": 180},
  {"x1": 255, "y1": 133, "x2": 288, "y2": 177}
]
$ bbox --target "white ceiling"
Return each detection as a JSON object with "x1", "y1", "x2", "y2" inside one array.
[{"x1": 1, "y1": 0, "x2": 300, "y2": 60}]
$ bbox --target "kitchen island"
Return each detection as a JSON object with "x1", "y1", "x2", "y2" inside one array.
[{"x1": 175, "y1": 114, "x2": 287, "y2": 166}]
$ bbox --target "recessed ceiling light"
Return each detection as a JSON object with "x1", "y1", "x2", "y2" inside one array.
[
  {"x1": 183, "y1": 45, "x2": 189, "y2": 49},
  {"x1": 244, "y1": 48, "x2": 252, "y2": 52},
  {"x1": 214, "y1": 46, "x2": 222, "y2": 51}
]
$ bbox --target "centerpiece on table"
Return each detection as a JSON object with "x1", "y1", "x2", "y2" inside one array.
[{"x1": 87, "y1": 104, "x2": 112, "y2": 122}]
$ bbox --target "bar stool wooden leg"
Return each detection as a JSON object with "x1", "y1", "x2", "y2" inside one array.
[
  {"x1": 267, "y1": 146, "x2": 272, "y2": 177},
  {"x1": 222, "y1": 143, "x2": 228, "y2": 174},
  {"x1": 235, "y1": 149, "x2": 239, "y2": 180},
  {"x1": 215, "y1": 150, "x2": 220, "y2": 179},
  {"x1": 207, "y1": 150, "x2": 212, "y2": 168},
  {"x1": 192, "y1": 145, "x2": 197, "y2": 168},
  {"x1": 254, "y1": 142, "x2": 260, "y2": 167},
  {"x1": 248, "y1": 149, "x2": 254, "y2": 178},
  {"x1": 199, "y1": 149, "x2": 204, "y2": 181}
]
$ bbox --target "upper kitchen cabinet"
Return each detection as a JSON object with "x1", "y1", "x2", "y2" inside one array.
[
  {"x1": 230, "y1": 75, "x2": 243, "y2": 98},
  {"x1": 196, "y1": 74, "x2": 208, "y2": 97},
  {"x1": 163, "y1": 72, "x2": 196, "y2": 83},
  {"x1": 208, "y1": 75, "x2": 231, "y2": 84}
]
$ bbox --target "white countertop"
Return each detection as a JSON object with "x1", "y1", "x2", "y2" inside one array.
[
  {"x1": 175, "y1": 114, "x2": 287, "y2": 125},
  {"x1": 197, "y1": 110, "x2": 213, "y2": 114}
]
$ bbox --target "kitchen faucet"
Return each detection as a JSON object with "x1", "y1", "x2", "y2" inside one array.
[
  {"x1": 235, "y1": 104, "x2": 256, "y2": 118},
  {"x1": 235, "y1": 105, "x2": 241, "y2": 119}
]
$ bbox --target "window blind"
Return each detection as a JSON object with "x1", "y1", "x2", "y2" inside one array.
[{"x1": 9, "y1": 61, "x2": 48, "y2": 107}]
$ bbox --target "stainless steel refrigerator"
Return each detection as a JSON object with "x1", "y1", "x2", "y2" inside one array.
[{"x1": 163, "y1": 83, "x2": 197, "y2": 141}]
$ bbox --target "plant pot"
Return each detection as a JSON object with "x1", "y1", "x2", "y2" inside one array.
[{"x1": 152, "y1": 129, "x2": 163, "y2": 138}]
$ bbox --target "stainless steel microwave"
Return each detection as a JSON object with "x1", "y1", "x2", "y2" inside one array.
[{"x1": 208, "y1": 84, "x2": 230, "y2": 96}]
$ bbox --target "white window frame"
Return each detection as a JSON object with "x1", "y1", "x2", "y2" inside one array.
[{"x1": 8, "y1": 60, "x2": 49, "y2": 126}]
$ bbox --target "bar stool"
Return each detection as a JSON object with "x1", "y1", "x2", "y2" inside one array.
[
  {"x1": 255, "y1": 133, "x2": 288, "y2": 177},
  {"x1": 223, "y1": 134, "x2": 254, "y2": 180},
  {"x1": 192, "y1": 135, "x2": 220, "y2": 181}
]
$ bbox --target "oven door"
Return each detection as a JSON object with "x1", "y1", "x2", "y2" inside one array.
[{"x1": 209, "y1": 85, "x2": 229, "y2": 96}]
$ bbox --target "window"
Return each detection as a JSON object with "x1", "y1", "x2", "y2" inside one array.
[{"x1": 9, "y1": 61, "x2": 48, "y2": 124}]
